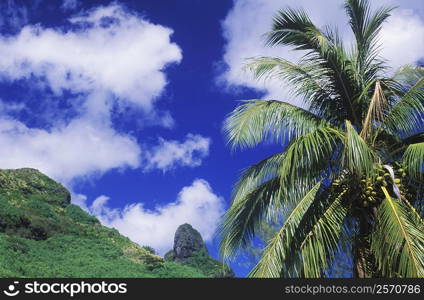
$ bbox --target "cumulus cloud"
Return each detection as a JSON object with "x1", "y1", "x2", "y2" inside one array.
[
  {"x1": 0, "y1": 3, "x2": 195, "y2": 183},
  {"x1": 220, "y1": 0, "x2": 424, "y2": 103},
  {"x1": 90, "y1": 179, "x2": 225, "y2": 255},
  {"x1": 72, "y1": 192, "x2": 89, "y2": 211},
  {"x1": 144, "y1": 134, "x2": 211, "y2": 172},
  {"x1": 379, "y1": 9, "x2": 424, "y2": 71},
  {"x1": 0, "y1": 114, "x2": 210, "y2": 183},
  {"x1": 0, "y1": 3, "x2": 182, "y2": 110},
  {"x1": 0, "y1": 116, "x2": 141, "y2": 183}
]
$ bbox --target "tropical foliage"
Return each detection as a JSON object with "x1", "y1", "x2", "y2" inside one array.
[
  {"x1": 0, "y1": 168, "x2": 211, "y2": 278},
  {"x1": 219, "y1": 0, "x2": 424, "y2": 278}
]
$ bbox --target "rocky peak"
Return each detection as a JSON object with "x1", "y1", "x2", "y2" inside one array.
[
  {"x1": 173, "y1": 223, "x2": 207, "y2": 263},
  {"x1": 164, "y1": 223, "x2": 235, "y2": 277}
]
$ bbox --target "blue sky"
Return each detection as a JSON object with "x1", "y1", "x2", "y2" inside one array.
[{"x1": 0, "y1": 0, "x2": 423, "y2": 276}]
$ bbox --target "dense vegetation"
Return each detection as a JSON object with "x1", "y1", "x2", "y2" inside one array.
[
  {"x1": 0, "y1": 168, "x2": 211, "y2": 278},
  {"x1": 219, "y1": 0, "x2": 424, "y2": 278},
  {"x1": 165, "y1": 248, "x2": 234, "y2": 278}
]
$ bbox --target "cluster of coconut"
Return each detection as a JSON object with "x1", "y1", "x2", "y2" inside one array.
[
  {"x1": 331, "y1": 163, "x2": 411, "y2": 210},
  {"x1": 358, "y1": 163, "x2": 408, "y2": 208}
]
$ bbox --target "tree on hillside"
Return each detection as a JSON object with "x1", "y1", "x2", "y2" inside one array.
[{"x1": 218, "y1": 0, "x2": 424, "y2": 278}]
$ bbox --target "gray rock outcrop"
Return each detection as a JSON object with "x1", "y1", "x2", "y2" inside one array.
[
  {"x1": 164, "y1": 223, "x2": 235, "y2": 277},
  {"x1": 172, "y1": 223, "x2": 206, "y2": 263}
]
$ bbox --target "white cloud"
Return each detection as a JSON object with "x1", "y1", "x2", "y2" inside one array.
[
  {"x1": 0, "y1": 3, "x2": 194, "y2": 183},
  {"x1": 90, "y1": 179, "x2": 225, "y2": 255},
  {"x1": 0, "y1": 99, "x2": 25, "y2": 114},
  {"x1": 0, "y1": 114, "x2": 211, "y2": 183},
  {"x1": 72, "y1": 192, "x2": 89, "y2": 211},
  {"x1": 220, "y1": 0, "x2": 424, "y2": 103},
  {"x1": 144, "y1": 134, "x2": 211, "y2": 172},
  {"x1": 0, "y1": 3, "x2": 182, "y2": 110},
  {"x1": 0, "y1": 115, "x2": 140, "y2": 184},
  {"x1": 90, "y1": 195, "x2": 109, "y2": 216},
  {"x1": 379, "y1": 9, "x2": 424, "y2": 71}
]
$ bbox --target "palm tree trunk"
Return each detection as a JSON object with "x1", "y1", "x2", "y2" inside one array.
[
  {"x1": 353, "y1": 238, "x2": 368, "y2": 278},
  {"x1": 353, "y1": 214, "x2": 370, "y2": 278}
]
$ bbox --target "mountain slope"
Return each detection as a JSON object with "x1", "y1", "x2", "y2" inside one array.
[{"x1": 0, "y1": 168, "x2": 224, "y2": 277}]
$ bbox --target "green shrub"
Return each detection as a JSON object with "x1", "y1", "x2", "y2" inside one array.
[
  {"x1": 164, "y1": 250, "x2": 175, "y2": 261},
  {"x1": 0, "y1": 234, "x2": 209, "y2": 278},
  {"x1": 5, "y1": 236, "x2": 29, "y2": 253},
  {"x1": 24, "y1": 197, "x2": 56, "y2": 219},
  {"x1": 184, "y1": 249, "x2": 233, "y2": 277},
  {"x1": 141, "y1": 246, "x2": 156, "y2": 255},
  {"x1": 65, "y1": 205, "x2": 99, "y2": 225}
]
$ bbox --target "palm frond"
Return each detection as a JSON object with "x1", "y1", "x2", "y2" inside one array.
[
  {"x1": 249, "y1": 182, "x2": 321, "y2": 278},
  {"x1": 381, "y1": 131, "x2": 423, "y2": 163},
  {"x1": 266, "y1": 7, "x2": 360, "y2": 125},
  {"x1": 371, "y1": 187, "x2": 424, "y2": 277},
  {"x1": 345, "y1": 0, "x2": 393, "y2": 85},
  {"x1": 218, "y1": 177, "x2": 281, "y2": 260},
  {"x1": 345, "y1": 0, "x2": 393, "y2": 53},
  {"x1": 280, "y1": 126, "x2": 344, "y2": 186},
  {"x1": 266, "y1": 8, "x2": 323, "y2": 51},
  {"x1": 342, "y1": 120, "x2": 377, "y2": 176},
  {"x1": 244, "y1": 57, "x2": 349, "y2": 124},
  {"x1": 403, "y1": 142, "x2": 424, "y2": 180},
  {"x1": 360, "y1": 81, "x2": 387, "y2": 140},
  {"x1": 223, "y1": 99, "x2": 324, "y2": 149},
  {"x1": 221, "y1": 123, "x2": 344, "y2": 260},
  {"x1": 310, "y1": 27, "x2": 359, "y2": 126},
  {"x1": 231, "y1": 152, "x2": 285, "y2": 206},
  {"x1": 394, "y1": 65, "x2": 424, "y2": 89},
  {"x1": 384, "y1": 77, "x2": 424, "y2": 136},
  {"x1": 312, "y1": 27, "x2": 359, "y2": 126},
  {"x1": 300, "y1": 188, "x2": 349, "y2": 277},
  {"x1": 401, "y1": 195, "x2": 424, "y2": 226}
]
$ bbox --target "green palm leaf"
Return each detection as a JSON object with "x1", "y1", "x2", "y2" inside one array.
[
  {"x1": 300, "y1": 189, "x2": 349, "y2": 277},
  {"x1": 345, "y1": 0, "x2": 393, "y2": 85},
  {"x1": 249, "y1": 182, "x2": 322, "y2": 278},
  {"x1": 223, "y1": 99, "x2": 325, "y2": 149},
  {"x1": 403, "y1": 142, "x2": 424, "y2": 180},
  {"x1": 221, "y1": 126, "x2": 344, "y2": 261},
  {"x1": 218, "y1": 177, "x2": 281, "y2": 260},
  {"x1": 266, "y1": 8, "x2": 324, "y2": 51},
  {"x1": 394, "y1": 65, "x2": 424, "y2": 89},
  {"x1": 231, "y1": 152, "x2": 285, "y2": 206},
  {"x1": 280, "y1": 126, "x2": 344, "y2": 186},
  {"x1": 267, "y1": 7, "x2": 359, "y2": 126},
  {"x1": 342, "y1": 120, "x2": 377, "y2": 175},
  {"x1": 384, "y1": 77, "x2": 424, "y2": 136},
  {"x1": 244, "y1": 57, "x2": 349, "y2": 124},
  {"x1": 371, "y1": 187, "x2": 424, "y2": 277}
]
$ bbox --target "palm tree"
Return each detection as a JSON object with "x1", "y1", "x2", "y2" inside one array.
[{"x1": 218, "y1": 0, "x2": 424, "y2": 278}]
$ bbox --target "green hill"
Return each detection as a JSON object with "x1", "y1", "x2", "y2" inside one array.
[{"x1": 0, "y1": 168, "x2": 229, "y2": 277}]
